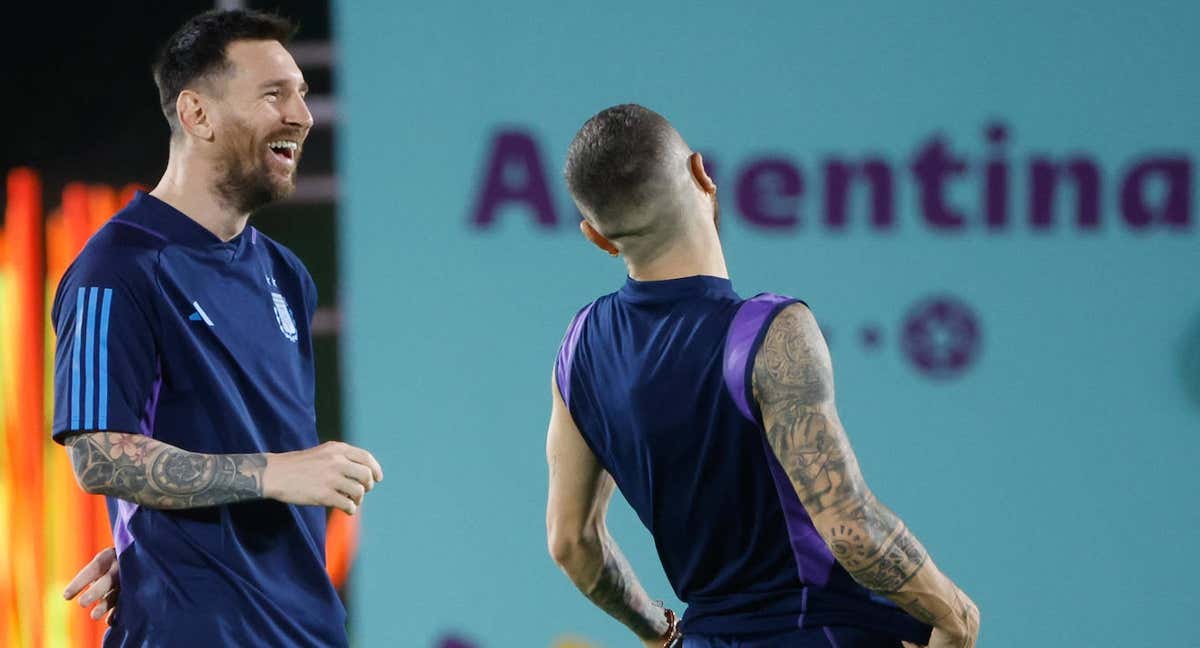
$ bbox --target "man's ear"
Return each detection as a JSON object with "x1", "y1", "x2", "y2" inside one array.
[
  {"x1": 177, "y1": 90, "x2": 214, "y2": 140},
  {"x1": 580, "y1": 219, "x2": 619, "y2": 257},
  {"x1": 689, "y1": 151, "x2": 716, "y2": 196}
]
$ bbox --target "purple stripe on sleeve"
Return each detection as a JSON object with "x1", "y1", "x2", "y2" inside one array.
[
  {"x1": 554, "y1": 302, "x2": 595, "y2": 409},
  {"x1": 823, "y1": 626, "x2": 842, "y2": 648},
  {"x1": 722, "y1": 293, "x2": 796, "y2": 422},
  {"x1": 117, "y1": 357, "x2": 163, "y2": 554},
  {"x1": 137, "y1": 359, "x2": 164, "y2": 438}
]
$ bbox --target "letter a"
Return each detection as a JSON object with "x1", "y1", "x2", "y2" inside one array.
[{"x1": 471, "y1": 130, "x2": 557, "y2": 229}]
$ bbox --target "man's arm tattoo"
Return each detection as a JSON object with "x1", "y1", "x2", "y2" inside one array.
[
  {"x1": 582, "y1": 534, "x2": 668, "y2": 640},
  {"x1": 752, "y1": 305, "x2": 928, "y2": 592},
  {"x1": 66, "y1": 432, "x2": 266, "y2": 509},
  {"x1": 753, "y1": 305, "x2": 979, "y2": 642},
  {"x1": 824, "y1": 499, "x2": 929, "y2": 594}
]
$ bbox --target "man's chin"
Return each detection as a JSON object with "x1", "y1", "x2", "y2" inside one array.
[{"x1": 268, "y1": 175, "x2": 297, "y2": 202}]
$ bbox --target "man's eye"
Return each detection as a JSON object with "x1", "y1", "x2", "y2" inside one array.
[{"x1": 265, "y1": 91, "x2": 280, "y2": 100}]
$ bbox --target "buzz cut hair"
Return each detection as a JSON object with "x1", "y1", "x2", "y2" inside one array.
[{"x1": 564, "y1": 104, "x2": 691, "y2": 261}]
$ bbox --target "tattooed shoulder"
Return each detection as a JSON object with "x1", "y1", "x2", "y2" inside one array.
[{"x1": 752, "y1": 303, "x2": 833, "y2": 410}]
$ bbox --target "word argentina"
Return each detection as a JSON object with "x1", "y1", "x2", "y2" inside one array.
[{"x1": 470, "y1": 122, "x2": 1192, "y2": 233}]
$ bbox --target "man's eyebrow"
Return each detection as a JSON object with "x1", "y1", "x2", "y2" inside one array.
[{"x1": 259, "y1": 78, "x2": 308, "y2": 93}]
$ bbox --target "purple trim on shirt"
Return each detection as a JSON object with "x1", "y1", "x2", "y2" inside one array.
[
  {"x1": 251, "y1": 227, "x2": 258, "y2": 245},
  {"x1": 111, "y1": 218, "x2": 169, "y2": 242},
  {"x1": 760, "y1": 433, "x2": 838, "y2": 588},
  {"x1": 722, "y1": 293, "x2": 796, "y2": 422},
  {"x1": 137, "y1": 359, "x2": 164, "y2": 438},
  {"x1": 116, "y1": 358, "x2": 163, "y2": 554},
  {"x1": 823, "y1": 626, "x2": 841, "y2": 648},
  {"x1": 555, "y1": 302, "x2": 595, "y2": 409},
  {"x1": 799, "y1": 586, "x2": 809, "y2": 628},
  {"x1": 113, "y1": 499, "x2": 138, "y2": 555}
]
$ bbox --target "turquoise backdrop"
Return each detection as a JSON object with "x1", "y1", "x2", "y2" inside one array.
[{"x1": 336, "y1": 2, "x2": 1199, "y2": 646}]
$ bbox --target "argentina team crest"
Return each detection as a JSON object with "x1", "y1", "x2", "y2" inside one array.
[{"x1": 271, "y1": 292, "x2": 299, "y2": 342}]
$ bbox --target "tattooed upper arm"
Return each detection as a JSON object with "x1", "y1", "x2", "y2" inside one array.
[
  {"x1": 751, "y1": 303, "x2": 868, "y2": 516},
  {"x1": 752, "y1": 305, "x2": 934, "y2": 597}
]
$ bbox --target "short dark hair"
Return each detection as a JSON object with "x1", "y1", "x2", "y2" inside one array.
[
  {"x1": 152, "y1": 9, "x2": 297, "y2": 131},
  {"x1": 564, "y1": 104, "x2": 685, "y2": 248}
]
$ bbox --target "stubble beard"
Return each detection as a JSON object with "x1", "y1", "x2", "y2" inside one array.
[{"x1": 213, "y1": 119, "x2": 296, "y2": 214}]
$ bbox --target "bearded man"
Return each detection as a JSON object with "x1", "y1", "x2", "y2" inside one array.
[{"x1": 50, "y1": 10, "x2": 383, "y2": 647}]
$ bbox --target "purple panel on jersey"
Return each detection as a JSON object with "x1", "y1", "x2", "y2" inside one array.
[
  {"x1": 117, "y1": 361, "x2": 163, "y2": 554},
  {"x1": 722, "y1": 293, "x2": 795, "y2": 422},
  {"x1": 760, "y1": 433, "x2": 838, "y2": 588},
  {"x1": 137, "y1": 359, "x2": 163, "y2": 438},
  {"x1": 113, "y1": 499, "x2": 138, "y2": 554},
  {"x1": 555, "y1": 302, "x2": 595, "y2": 408},
  {"x1": 724, "y1": 292, "x2": 835, "y2": 589}
]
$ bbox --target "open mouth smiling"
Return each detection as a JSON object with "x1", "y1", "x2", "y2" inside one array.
[{"x1": 267, "y1": 139, "x2": 300, "y2": 165}]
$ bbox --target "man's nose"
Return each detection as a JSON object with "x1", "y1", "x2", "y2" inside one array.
[{"x1": 284, "y1": 95, "x2": 314, "y2": 131}]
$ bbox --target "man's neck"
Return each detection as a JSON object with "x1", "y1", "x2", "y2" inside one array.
[
  {"x1": 149, "y1": 152, "x2": 249, "y2": 243},
  {"x1": 625, "y1": 226, "x2": 729, "y2": 282}
]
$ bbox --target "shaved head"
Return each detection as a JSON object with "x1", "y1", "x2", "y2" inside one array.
[{"x1": 564, "y1": 104, "x2": 698, "y2": 263}]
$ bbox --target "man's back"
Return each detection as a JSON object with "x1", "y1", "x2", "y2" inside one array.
[{"x1": 558, "y1": 275, "x2": 928, "y2": 639}]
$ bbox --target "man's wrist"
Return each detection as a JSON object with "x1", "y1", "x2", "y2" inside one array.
[
  {"x1": 259, "y1": 452, "x2": 281, "y2": 500},
  {"x1": 640, "y1": 605, "x2": 680, "y2": 646}
]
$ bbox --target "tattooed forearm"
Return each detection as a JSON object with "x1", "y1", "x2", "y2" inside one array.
[
  {"x1": 66, "y1": 432, "x2": 266, "y2": 509},
  {"x1": 553, "y1": 523, "x2": 667, "y2": 640},
  {"x1": 581, "y1": 534, "x2": 668, "y2": 640},
  {"x1": 752, "y1": 304, "x2": 979, "y2": 645},
  {"x1": 825, "y1": 498, "x2": 928, "y2": 593}
]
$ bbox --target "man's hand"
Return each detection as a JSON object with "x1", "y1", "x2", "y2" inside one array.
[
  {"x1": 924, "y1": 590, "x2": 980, "y2": 648},
  {"x1": 63, "y1": 547, "x2": 119, "y2": 623},
  {"x1": 901, "y1": 588, "x2": 979, "y2": 648},
  {"x1": 905, "y1": 620, "x2": 981, "y2": 648},
  {"x1": 264, "y1": 441, "x2": 384, "y2": 515}
]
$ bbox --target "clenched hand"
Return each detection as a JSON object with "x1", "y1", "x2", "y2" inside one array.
[{"x1": 264, "y1": 441, "x2": 384, "y2": 515}]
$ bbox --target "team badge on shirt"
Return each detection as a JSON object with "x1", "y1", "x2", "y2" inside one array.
[{"x1": 271, "y1": 292, "x2": 299, "y2": 342}]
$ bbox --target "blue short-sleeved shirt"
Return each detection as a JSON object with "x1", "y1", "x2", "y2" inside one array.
[
  {"x1": 51, "y1": 192, "x2": 346, "y2": 647},
  {"x1": 556, "y1": 276, "x2": 931, "y2": 643}
]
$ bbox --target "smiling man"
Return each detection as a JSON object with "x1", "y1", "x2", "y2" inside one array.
[{"x1": 50, "y1": 10, "x2": 382, "y2": 647}]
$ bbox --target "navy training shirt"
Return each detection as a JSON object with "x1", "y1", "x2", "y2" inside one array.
[
  {"x1": 50, "y1": 192, "x2": 346, "y2": 647},
  {"x1": 555, "y1": 275, "x2": 931, "y2": 642}
]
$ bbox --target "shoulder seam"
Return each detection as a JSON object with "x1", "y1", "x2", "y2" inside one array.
[{"x1": 109, "y1": 219, "x2": 170, "y2": 243}]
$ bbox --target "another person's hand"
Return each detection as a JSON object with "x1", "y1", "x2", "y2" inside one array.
[
  {"x1": 63, "y1": 547, "x2": 119, "y2": 624},
  {"x1": 264, "y1": 441, "x2": 384, "y2": 515}
]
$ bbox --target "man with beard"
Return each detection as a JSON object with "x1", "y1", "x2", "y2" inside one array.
[
  {"x1": 546, "y1": 105, "x2": 979, "y2": 647},
  {"x1": 49, "y1": 10, "x2": 382, "y2": 647}
]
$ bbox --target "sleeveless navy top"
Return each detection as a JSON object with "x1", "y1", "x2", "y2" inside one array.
[{"x1": 556, "y1": 275, "x2": 930, "y2": 641}]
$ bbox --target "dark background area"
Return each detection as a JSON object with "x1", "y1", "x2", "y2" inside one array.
[
  {"x1": 1, "y1": 1, "x2": 331, "y2": 187},
  {"x1": 0, "y1": 0, "x2": 345, "y2": 443}
]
